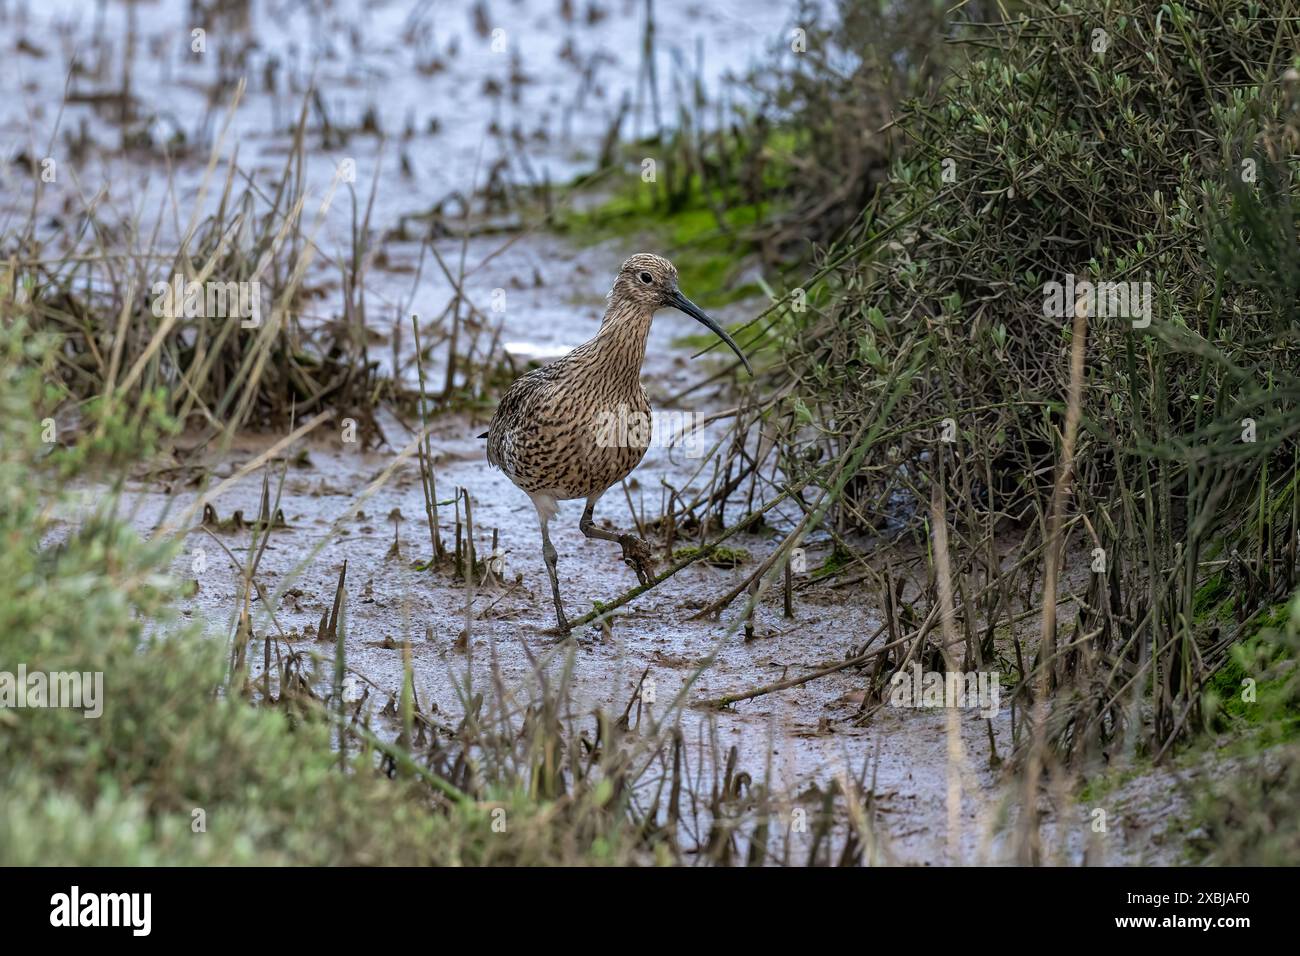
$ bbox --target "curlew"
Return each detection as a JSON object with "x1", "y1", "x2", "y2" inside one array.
[{"x1": 482, "y1": 253, "x2": 751, "y2": 633}]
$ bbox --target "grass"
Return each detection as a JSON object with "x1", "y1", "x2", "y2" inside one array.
[
  {"x1": 1188, "y1": 592, "x2": 1300, "y2": 863},
  {"x1": 624, "y1": 0, "x2": 1300, "y2": 860},
  {"x1": 0, "y1": 321, "x2": 881, "y2": 865},
  {"x1": 702, "y1": 0, "x2": 1300, "y2": 782},
  {"x1": 558, "y1": 181, "x2": 768, "y2": 306},
  {"x1": 1070, "y1": 594, "x2": 1300, "y2": 863},
  {"x1": 0, "y1": 324, "x2": 434, "y2": 864}
]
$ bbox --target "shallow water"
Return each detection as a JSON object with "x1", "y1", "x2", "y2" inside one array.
[
  {"x1": 81, "y1": 227, "x2": 1026, "y2": 864},
  {"x1": 113, "y1": 413, "x2": 1018, "y2": 864},
  {"x1": 3, "y1": 0, "x2": 797, "y2": 238}
]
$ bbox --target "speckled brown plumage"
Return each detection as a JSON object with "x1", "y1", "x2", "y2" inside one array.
[
  {"x1": 488, "y1": 315, "x2": 651, "y2": 499},
  {"x1": 484, "y1": 253, "x2": 749, "y2": 633}
]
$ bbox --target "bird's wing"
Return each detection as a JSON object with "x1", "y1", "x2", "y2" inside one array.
[{"x1": 485, "y1": 364, "x2": 565, "y2": 473}]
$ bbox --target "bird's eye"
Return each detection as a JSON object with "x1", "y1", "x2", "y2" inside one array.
[{"x1": 638, "y1": 271, "x2": 653, "y2": 284}]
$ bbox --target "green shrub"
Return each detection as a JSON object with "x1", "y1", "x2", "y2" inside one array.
[{"x1": 0, "y1": 322, "x2": 450, "y2": 863}]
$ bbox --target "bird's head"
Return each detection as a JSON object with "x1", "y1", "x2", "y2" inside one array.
[{"x1": 611, "y1": 253, "x2": 752, "y2": 375}]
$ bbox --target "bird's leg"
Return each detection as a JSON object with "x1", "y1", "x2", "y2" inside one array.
[
  {"x1": 580, "y1": 494, "x2": 655, "y2": 586},
  {"x1": 538, "y1": 515, "x2": 570, "y2": 634}
]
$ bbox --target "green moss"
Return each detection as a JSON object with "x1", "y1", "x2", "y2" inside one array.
[
  {"x1": 1203, "y1": 602, "x2": 1300, "y2": 744},
  {"x1": 1076, "y1": 595, "x2": 1300, "y2": 838},
  {"x1": 1192, "y1": 571, "x2": 1232, "y2": 621},
  {"x1": 673, "y1": 545, "x2": 750, "y2": 568},
  {"x1": 1077, "y1": 760, "x2": 1150, "y2": 806},
  {"x1": 556, "y1": 172, "x2": 771, "y2": 306},
  {"x1": 811, "y1": 544, "x2": 856, "y2": 580}
]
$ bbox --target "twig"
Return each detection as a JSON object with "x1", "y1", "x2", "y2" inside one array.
[{"x1": 562, "y1": 471, "x2": 826, "y2": 632}]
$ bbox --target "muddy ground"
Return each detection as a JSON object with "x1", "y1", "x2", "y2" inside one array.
[
  {"x1": 8, "y1": 0, "x2": 1192, "y2": 864},
  {"x1": 84, "y1": 230, "x2": 1182, "y2": 865}
]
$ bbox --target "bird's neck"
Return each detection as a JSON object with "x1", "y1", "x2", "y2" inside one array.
[{"x1": 589, "y1": 299, "x2": 653, "y2": 384}]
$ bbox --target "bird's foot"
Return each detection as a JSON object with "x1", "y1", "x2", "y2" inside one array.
[
  {"x1": 619, "y1": 534, "x2": 656, "y2": 586},
  {"x1": 542, "y1": 610, "x2": 572, "y2": 638}
]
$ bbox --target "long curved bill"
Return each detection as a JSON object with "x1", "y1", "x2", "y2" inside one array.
[{"x1": 670, "y1": 290, "x2": 752, "y2": 375}]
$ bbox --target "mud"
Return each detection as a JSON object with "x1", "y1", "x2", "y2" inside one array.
[
  {"x1": 3, "y1": 0, "x2": 796, "y2": 234},
  {"x1": 92, "y1": 229, "x2": 1095, "y2": 865}
]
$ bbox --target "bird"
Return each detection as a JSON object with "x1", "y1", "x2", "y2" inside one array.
[{"x1": 481, "y1": 253, "x2": 751, "y2": 633}]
